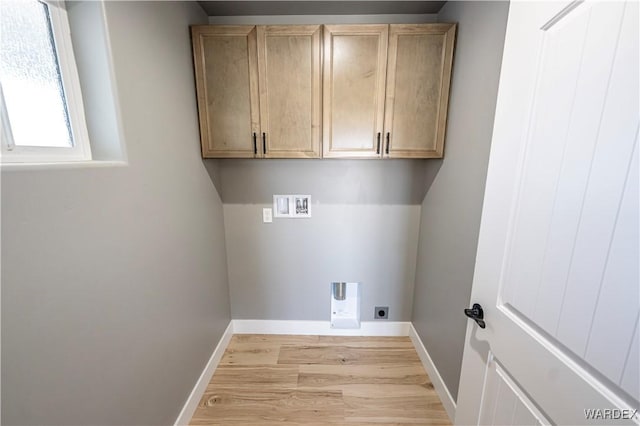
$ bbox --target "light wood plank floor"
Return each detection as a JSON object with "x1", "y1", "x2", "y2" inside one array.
[{"x1": 190, "y1": 335, "x2": 451, "y2": 425}]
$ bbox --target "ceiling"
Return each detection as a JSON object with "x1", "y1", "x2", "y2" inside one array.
[{"x1": 198, "y1": 1, "x2": 447, "y2": 16}]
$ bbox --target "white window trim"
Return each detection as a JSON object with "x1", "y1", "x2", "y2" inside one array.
[{"x1": 1, "y1": 0, "x2": 91, "y2": 163}]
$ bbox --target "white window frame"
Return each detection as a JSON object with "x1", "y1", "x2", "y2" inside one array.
[{"x1": 1, "y1": 0, "x2": 91, "y2": 163}]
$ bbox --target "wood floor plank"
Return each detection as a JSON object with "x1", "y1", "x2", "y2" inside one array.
[
  {"x1": 190, "y1": 335, "x2": 450, "y2": 426},
  {"x1": 317, "y1": 336, "x2": 415, "y2": 348},
  {"x1": 331, "y1": 384, "x2": 449, "y2": 423},
  {"x1": 209, "y1": 365, "x2": 299, "y2": 389},
  {"x1": 219, "y1": 337, "x2": 281, "y2": 365},
  {"x1": 298, "y1": 364, "x2": 430, "y2": 387},
  {"x1": 343, "y1": 387, "x2": 450, "y2": 424},
  {"x1": 233, "y1": 334, "x2": 321, "y2": 345},
  {"x1": 278, "y1": 344, "x2": 421, "y2": 365},
  {"x1": 340, "y1": 383, "x2": 444, "y2": 399},
  {"x1": 191, "y1": 388, "x2": 345, "y2": 424}
]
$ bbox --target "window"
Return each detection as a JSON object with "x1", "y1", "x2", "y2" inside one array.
[{"x1": 1, "y1": 0, "x2": 91, "y2": 163}]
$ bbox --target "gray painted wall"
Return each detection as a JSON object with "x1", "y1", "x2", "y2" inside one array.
[
  {"x1": 209, "y1": 159, "x2": 436, "y2": 205},
  {"x1": 411, "y1": 1, "x2": 509, "y2": 401},
  {"x1": 225, "y1": 203, "x2": 421, "y2": 321},
  {"x1": 217, "y1": 161, "x2": 429, "y2": 320},
  {"x1": 1, "y1": 2, "x2": 231, "y2": 425},
  {"x1": 201, "y1": 1, "x2": 445, "y2": 16},
  {"x1": 207, "y1": 13, "x2": 437, "y2": 24}
]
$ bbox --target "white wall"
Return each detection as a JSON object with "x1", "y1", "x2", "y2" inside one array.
[
  {"x1": 411, "y1": 0, "x2": 510, "y2": 402},
  {"x1": 67, "y1": 1, "x2": 126, "y2": 161},
  {"x1": 1, "y1": 2, "x2": 231, "y2": 425}
]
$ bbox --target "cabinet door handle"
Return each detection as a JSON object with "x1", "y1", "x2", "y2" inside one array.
[
  {"x1": 253, "y1": 132, "x2": 257, "y2": 155},
  {"x1": 262, "y1": 132, "x2": 266, "y2": 154},
  {"x1": 376, "y1": 132, "x2": 381, "y2": 154},
  {"x1": 385, "y1": 132, "x2": 390, "y2": 154}
]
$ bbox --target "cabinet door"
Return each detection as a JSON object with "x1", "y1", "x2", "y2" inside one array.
[
  {"x1": 384, "y1": 24, "x2": 456, "y2": 158},
  {"x1": 322, "y1": 25, "x2": 389, "y2": 158},
  {"x1": 192, "y1": 26, "x2": 260, "y2": 158},
  {"x1": 257, "y1": 25, "x2": 322, "y2": 158}
]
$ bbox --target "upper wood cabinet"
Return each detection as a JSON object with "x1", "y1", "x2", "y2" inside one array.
[
  {"x1": 192, "y1": 26, "x2": 260, "y2": 158},
  {"x1": 323, "y1": 23, "x2": 456, "y2": 159},
  {"x1": 322, "y1": 25, "x2": 389, "y2": 158},
  {"x1": 385, "y1": 24, "x2": 456, "y2": 158},
  {"x1": 257, "y1": 25, "x2": 322, "y2": 158},
  {"x1": 192, "y1": 25, "x2": 322, "y2": 159}
]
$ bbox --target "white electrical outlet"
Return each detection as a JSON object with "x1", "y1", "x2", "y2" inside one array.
[{"x1": 262, "y1": 208, "x2": 273, "y2": 223}]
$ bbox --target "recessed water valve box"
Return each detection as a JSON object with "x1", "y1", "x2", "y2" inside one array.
[{"x1": 330, "y1": 282, "x2": 361, "y2": 329}]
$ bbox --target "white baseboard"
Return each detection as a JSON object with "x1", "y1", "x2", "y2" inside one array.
[
  {"x1": 408, "y1": 324, "x2": 456, "y2": 421},
  {"x1": 174, "y1": 321, "x2": 233, "y2": 426},
  {"x1": 232, "y1": 319, "x2": 411, "y2": 336}
]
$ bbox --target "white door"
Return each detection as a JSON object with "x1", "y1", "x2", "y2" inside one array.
[{"x1": 456, "y1": 1, "x2": 639, "y2": 425}]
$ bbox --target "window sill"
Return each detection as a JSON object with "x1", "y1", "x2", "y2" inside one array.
[{"x1": 0, "y1": 160, "x2": 128, "y2": 171}]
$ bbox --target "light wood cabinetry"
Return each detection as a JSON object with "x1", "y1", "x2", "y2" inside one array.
[
  {"x1": 257, "y1": 25, "x2": 322, "y2": 158},
  {"x1": 322, "y1": 25, "x2": 389, "y2": 158},
  {"x1": 192, "y1": 26, "x2": 260, "y2": 158},
  {"x1": 385, "y1": 24, "x2": 456, "y2": 158},
  {"x1": 323, "y1": 23, "x2": 456, "y2": 159},
  {"x1": 192, "y1": 25, "x2": 322, "y2": 159},
  {"x1": 193, "y1": 23, "x2": 455, "y2": 159}
]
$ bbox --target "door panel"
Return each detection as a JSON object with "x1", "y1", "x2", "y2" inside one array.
[
  {"x1": 554, "y1": 1, "x2": 638, "y2": 360},
  {"x1": 501, "y1": 0, "x2": 597, "y2": 317},
  {"x1": 322, "y1": 25, "x2": 388, "y2": 158},
  {"x1": 497, "y1": 0, "x2": 638, "y2": 390},
  {"x1": 192, "y1": 26, "x2": 259, "y2": 158},
  {"x1": 621, "y1": 322, "x2": 639, "y2": 399},
  {"x1": 457, "y1": 1, "x2": 639, "y2": 425},
  {"x1": 257, "y1": 25, "x2": 321, "y2": 158},
  {"x1": 527, "y1": 0, "x2": 630, "y2": 339},
  {"x1": 384, "y1": 24, "x2": 455, "y2": 158},
  {"x1": 584, "y1": 143, "x2": 638, "y2": 388},
  {"x1": 478, "y1": 354, "x2": 549, "y2": 426}
]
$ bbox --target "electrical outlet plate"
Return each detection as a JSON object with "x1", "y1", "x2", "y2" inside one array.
[
  {"x1": 263, "y1": 208, "x2": 273, "y2": 223},
  {"x1": 374, "y1": 306, "x2": 389, "y2": 319}
]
